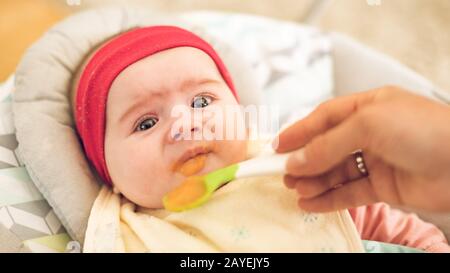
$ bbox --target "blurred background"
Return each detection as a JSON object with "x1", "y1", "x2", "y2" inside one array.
[{"x1": 1, "y1": 0, "x2": 449, "y2": 92}]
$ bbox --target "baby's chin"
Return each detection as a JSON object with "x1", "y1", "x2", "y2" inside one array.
[{"x1": 130, "y1": 194, "x2": 165, "y2": 209}]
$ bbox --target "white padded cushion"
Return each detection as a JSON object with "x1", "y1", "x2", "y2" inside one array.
[{"x1": 12, "y1": 7, "x2": 259, "y2": 243}]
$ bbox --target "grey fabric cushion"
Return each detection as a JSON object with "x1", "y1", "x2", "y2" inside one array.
[
  {"x1": 12, "y1": 7, "x2": 259, "y2": 244},
  {"x1": 0, "y1": 223, "x2": 21, "y2": 253},
  {"x1": 0, "y1": 223, "x2": 31, "y2": 253}
]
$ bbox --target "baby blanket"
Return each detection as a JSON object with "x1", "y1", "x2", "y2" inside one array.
[{"x1": 84, "y1": 176, "x2": 364, "y2": 253}]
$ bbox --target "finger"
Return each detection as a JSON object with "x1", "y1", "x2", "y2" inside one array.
[
  {"x1": 284, "y1": 175, "x2": 298, "y2": 189},
  {"x1": 297, "y1": 178, "x2": 378, "y2": 213},
  {"x1": 274, "y1": 91, "x2": 378, "y2": 153},
  {"x1": 285, "y1": 109, "x2": 374, "y2": 177},
  {"x1": 287, "y1": 154, "x2": 367, "y2": 198}
]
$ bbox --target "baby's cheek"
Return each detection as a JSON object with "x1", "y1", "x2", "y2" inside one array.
[
  {"x1": 107, "y1": 142, "x2": 171, "y2": 206},
  {"x1": 117, "y1": 153, "x2": 172, "y2": 208},
  {"x1": 217, "y1": 139, "x2": 248, "y2": 164},
  {"x1": 122, "y1": 147, "x2": 167, "y2": 184}
]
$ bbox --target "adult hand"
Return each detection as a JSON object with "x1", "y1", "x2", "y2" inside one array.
[{"x1": 275, "y1": 86, "x2": 450, "y2": 212}]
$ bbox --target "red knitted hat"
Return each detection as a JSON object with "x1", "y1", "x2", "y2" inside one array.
[{"x1": 75, "y1": 26, "x2": 237, "y2": 185}]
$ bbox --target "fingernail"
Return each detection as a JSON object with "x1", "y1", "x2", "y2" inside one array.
[
  {"x1": 293, "y1": 148, "x2": 306, "y2": 165},
  {"x1": 271, "y1": 136, "x2": 280, "y2": 151}
]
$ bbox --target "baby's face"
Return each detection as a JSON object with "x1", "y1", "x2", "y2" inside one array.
[{"x1": 103, "y1": 47, "x2": 248, "y2": 208}]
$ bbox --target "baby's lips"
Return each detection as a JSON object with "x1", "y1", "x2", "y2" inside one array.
[
  {"x1": 172, "y1": 144, "x2": 215, "y2": 176},
  {"x1": 174, "y1": 154, "x2": 208, "y2": 176}
]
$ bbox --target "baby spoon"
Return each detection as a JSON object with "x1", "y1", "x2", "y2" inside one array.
[{"x1": 163, "y1": 152, "x2": 292, "y2": 212}]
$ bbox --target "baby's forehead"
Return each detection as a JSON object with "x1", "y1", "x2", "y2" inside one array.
[
  {"x1": 117, "y1": 47, "x2": 221, "y2": 76},
  {"x1": 108, "y1": 47, "x2": 224, "y2": 96}
]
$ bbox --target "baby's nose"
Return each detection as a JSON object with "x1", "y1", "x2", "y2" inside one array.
[{"x1": 170, "y1": 124, "x2": 201, "y2": 142}]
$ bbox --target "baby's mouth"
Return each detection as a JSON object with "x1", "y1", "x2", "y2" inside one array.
[{"x1": 173, "y1": 145, "x2": 213, "y2": 176}]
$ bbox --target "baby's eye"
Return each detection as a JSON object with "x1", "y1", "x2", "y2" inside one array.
[
  {"x1": 135, "y1": 117, "x2": 158, "y2": 132},
  {"x1": 191, "y1": 95, "x2": 213, "y2": 108}
]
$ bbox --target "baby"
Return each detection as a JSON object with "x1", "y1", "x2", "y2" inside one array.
[
  {"x1": 71, "y1": 26, "x2": 248, "y2": 209},
  {"x1": 70, "y1": 26, "x2": 449, "y2": 252}
]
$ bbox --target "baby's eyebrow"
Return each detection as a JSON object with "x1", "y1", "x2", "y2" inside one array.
[
  {"x1": 118, "y1": 96, "x2": 153, "y2": 124},
  {"x1": 179, "y1": 78, "x2": 222, "y2": 92},
  {"x1": 118, "y1": 78, "x2": 222, "y2": 124}
]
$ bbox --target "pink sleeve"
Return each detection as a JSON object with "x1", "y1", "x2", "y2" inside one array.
[{"x1": 348, "y1": 203, "x2": 450, "y2": 253}]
